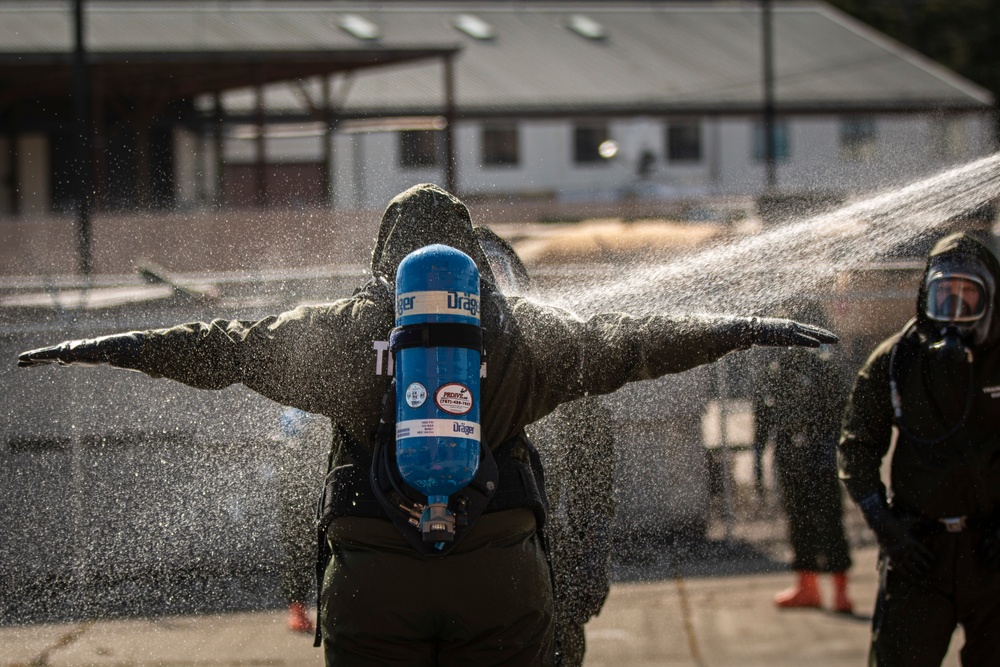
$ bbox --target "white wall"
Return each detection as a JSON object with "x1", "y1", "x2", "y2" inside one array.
[
  {"x1": 17, "y1": 135, "x2": 50, "y2": 218},
  {"x1": 225, "y1": 110, "x2": 996, "y2": 211},
  {"x1": 172, "y1": 128, "x2": 200, "y2": 210}
]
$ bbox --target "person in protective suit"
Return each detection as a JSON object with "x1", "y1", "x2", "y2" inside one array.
[
  {"x1": 475, "y1": 225, "x2": 616, "y2": 667},
  {"x1": 838, "y1": 232, "x2": 1000, "y2": 667},
  {"x1": 19, "y1": 183, "x2": 837, "y2": 667},
  {"x1": 273, "y1": 406, "x2": 328, "y2": 634},
  {"x1": 531, "y1": 397, "x2": 614, "y2": 667},
  {"x1": 759, "y1": 301, "x2": 853, "y2": 613}
]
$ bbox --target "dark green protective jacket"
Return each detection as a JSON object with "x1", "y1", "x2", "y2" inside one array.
[
  {"x1": 115, "y1": 184, "x2": 756, "y2": 468},
  {"x1": 838, "y1": 233, "x2": 1000, "y2": 520}
]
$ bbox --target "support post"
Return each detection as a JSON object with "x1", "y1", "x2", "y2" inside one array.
[
  {"x1": 72, "y1": 0, "x2": 94, "y2": 275},
  {"x1": 443, "y1": 53, "x2": 457, "y2": 195},
  {"x1": 322, "y1": 76, "x2": 335, "y2": 209},
  {"x1": 761, "y1": 0, "x2": 777, "y2": 193},
  {"x1": 254, "y1": 74, "x2": 267, "y2": 207},
  {"x1": 213, "y1": 93, "x2": 225, "y2": 210}
]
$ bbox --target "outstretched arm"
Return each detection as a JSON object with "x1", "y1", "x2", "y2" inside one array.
[
  {"x1": 836, "y1": 337, "x2": 933, "y2": 575},
  {"x1": 19, "y1": 333, "x2": 144, "y2": 368},
  {"x1": 722, "y1": 316, "x2": 838, "y2": 349},
  {"x1": 16, "y1": 304, "x2": 348, "y2": 411},
  {"x1": 521, "y1": 306, "x2": 838, "y2": 421}
]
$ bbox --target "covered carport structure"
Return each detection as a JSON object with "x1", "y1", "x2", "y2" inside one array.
[{"x1": 0, "y1": 2, "x2": 460, "y2": 270}]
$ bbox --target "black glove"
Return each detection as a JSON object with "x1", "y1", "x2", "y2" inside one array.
[
  {"x1": 17, "y1": 333, "x2": 143, "y2": 368},
  {"x1": 733, "y1": 317, "x2": 838, "y2": 349},
  {"x1": 982, "y1": 527, "x2": 1000, "y2": 570},
  {"x1": 859, "y1": 493, "x2": 934, "y2": 578}
]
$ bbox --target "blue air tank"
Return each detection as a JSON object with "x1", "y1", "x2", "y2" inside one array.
[{"x1": 392, "y1": 244, "x2": 481, "y2": 543}]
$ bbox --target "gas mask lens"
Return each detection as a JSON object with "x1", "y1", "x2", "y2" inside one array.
[{"x1": 925, "y1": 273, "x2": 987, "y2": 324}]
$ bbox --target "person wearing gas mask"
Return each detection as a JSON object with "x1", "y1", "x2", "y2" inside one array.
[
  {"x1": 475, "y1": 225, "x2": 616, "y2": 667},
  {"x1": 838, "y1": 232, "x2": 1000, "y2": 667},
  {"x1": 19, "y1": 183, "x2": 837, "y2": 667}
]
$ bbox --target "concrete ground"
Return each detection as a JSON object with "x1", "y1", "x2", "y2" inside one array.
[
  {"x1": 0, "y1": 544, "x2": 963, "y2": 667},
  {"x1": 1, "y1": 452, "x2": 965, "y2": 667}
]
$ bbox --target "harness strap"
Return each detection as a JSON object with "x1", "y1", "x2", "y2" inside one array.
[
  {"x1": 312, "y1": 379, "x2": 548, "y2": 642},
  {"x1": 390, "y1": 323, "x2": 483, "y2": 352}
]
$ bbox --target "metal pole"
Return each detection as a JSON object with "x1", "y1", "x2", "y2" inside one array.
[
  {"x1": 72, "y1": 0, "x2": 93, "y2": 274},
  {"x1": 716, "y1": 363, "x2": 735, "y2": 543},
  {"x1": 761, "y1": 0, "x2": 777, "y2": 193},
  {"x1": 213, "y1": 93, "x2": 225, "y2": 210},
  {"x1": 322, "y1": 76, "x2": 335, "y2": 209},
  {"x1": 443, "y1": 53, "x2": 457, "y2": 195},
  {"x1": 254, "y1": 76, "x2": 266, "y2": 207}
]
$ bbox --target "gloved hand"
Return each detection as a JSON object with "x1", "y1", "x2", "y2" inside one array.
[
  {"x1": 17, "y1": 333, "x2": 142, "y2": 368},
  {"x1": 859, "y1": 493, "x2": 934, "y2": 578},
  {"x1": 734, "y1": 317, "x2": 839, "y2": 348}
]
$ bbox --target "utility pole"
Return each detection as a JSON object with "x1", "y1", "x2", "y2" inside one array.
[
  {"x1": 761, "y1": 0, "x2": 777, "y2": 193},
  {"x1": 443, "y1": 53, "x2": 457, "y2": 195},
  {"x1": 72, "y1": 0, "x2": 94, "y2": 274}
]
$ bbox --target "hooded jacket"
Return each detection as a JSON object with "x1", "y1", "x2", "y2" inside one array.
[
  {"x1": 121, "y1": 184, "x2": 759, "y2": 470},
  {"x1": 838, "y1": 232, "x2": 1000, "y2": 520}
]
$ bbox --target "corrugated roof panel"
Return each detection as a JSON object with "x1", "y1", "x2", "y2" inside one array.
[
  {"x1": 321, "y1": 4, "x2": 991, "y2": 114},
  {"x1": 0, "y1": 7, "x2": 71, "y2": 52},
  {"x1": 0, "y1": 2, "x2": 991, "y2": 113}
]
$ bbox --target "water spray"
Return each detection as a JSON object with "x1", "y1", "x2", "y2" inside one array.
[{"x1": 537, "y1": 153, "x2": 1000, "y2": 317}]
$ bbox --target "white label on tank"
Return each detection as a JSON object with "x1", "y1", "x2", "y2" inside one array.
[
  {"x1": 396, "y1": 419, "x2": 480, "y2": 442},
  {"x1": 396, "y1": 290, "x2": 480, "y2": 320},
  {"x1": 435, "y1": 383, "x2": 474, "y2": 415},
  {"x1": 404, "y1": 382, "x2": 427, "y2": 408}
]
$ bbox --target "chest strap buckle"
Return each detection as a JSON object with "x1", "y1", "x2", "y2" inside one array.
[{"x1": 939, "y1": 516, "x2": 967, "y2": 533}]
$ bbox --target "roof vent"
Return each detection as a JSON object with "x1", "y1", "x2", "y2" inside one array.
[
  {"x1": 339, "y1": 14, "x2": 380, "y2": 41},
  {"x1": 453, "y1": 14, "x2": 495, "y2": 40},
  {"x1": 567, "y1": 14, "x2": 606, "y2": 41}
]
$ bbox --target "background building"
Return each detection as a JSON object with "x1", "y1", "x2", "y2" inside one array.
[{"x1": 0, "y1": 1, "x2": 994, "y2": 222}]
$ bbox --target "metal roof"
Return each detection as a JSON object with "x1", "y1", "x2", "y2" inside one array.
[
  {"x1": 323, "y1": 2, "x2": 993, "y2": 116},
  {"x1": 0, "y1": 2, "x2": 460, "y2": 105},
  {"x1": 0, "y1": 1, "x2": 992, "y2": 117}
]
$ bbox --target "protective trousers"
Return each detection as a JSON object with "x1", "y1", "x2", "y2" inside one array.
[
  {"x1": 870, "y1": 529, "x2": 1000, "y2": 666},
  {"x1": 775, "y1": 439, "x2": 852, "y2": 573},
  {"x1": 321, "y1": 507, "x2": 555, "y2": 667}
]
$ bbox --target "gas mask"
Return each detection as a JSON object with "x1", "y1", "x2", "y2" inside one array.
[{"x1": 924, "y1": 260, "x2": 993, "y2": 363}]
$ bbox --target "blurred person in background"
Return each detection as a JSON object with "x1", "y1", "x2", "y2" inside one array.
[
  {"x1": 757, "y1": 300, "x2": 853, "y2": 613},
  {"x1": 273, "y1": 406, "x2": 327, "y2": 634},
  {"x1": 476, "y1": 226, "x2": 616, "y2": 667}
]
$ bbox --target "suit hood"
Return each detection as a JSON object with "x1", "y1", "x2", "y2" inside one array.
[
  {"x1": 916, "y1": 232, "x2": 1000, "y2": 348},
  {"x1": 370, "y1": 183, "x2": 495, "y2": 285}
]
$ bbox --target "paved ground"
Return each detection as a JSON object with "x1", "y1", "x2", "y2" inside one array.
[
  {"x1": 1, "y1": 455, "x2": 966, "y2": 667},
  {"x1": 0, "y1": 543, "x2": 963, "y2": 667}
]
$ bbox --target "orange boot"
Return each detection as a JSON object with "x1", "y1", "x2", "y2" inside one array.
[
  {"x1": 288, "y1": 601, "x2": 315, "y2": 634},
  {"x1": 831, "y1": 571, "x2": 853, "y2": 614},
  {"x1": 774, "y1": 571, "x2": 821, "y2": 609}
]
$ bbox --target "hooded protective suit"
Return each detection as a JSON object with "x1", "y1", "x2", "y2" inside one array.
[
  {"x1": 838, "y1": 232, "x2": 1000, "y2": 667},
  {"x1": 19, "y1": 184, "x2": 837, "y2": 666}
]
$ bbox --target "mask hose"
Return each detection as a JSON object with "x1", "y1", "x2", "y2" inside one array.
[{"x1": 889, "y1": 320, "x2": 975, "y2": 445}]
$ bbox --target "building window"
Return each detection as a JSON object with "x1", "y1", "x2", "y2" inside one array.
[
  {"x1": 752, "y1": 121, "x2": 790, "y2": 162},
  {"x1": 666, "y1": 120, "x2": 702, "y2": 163},
  {"x1": 930, "y1": 116, "x2": 966, "y2": 159},
  {"x1": 840, "y1": 117, "x2": 877, "y2": 161},
  {"x1": 399, "y1": 130, "x2": 440, "y2": 168},
  {"x1": 482, "y1": 122, "x2": 519, "y2": 166},
  {"x1": 573, "y1": 123, "x2": 610, "y2": 164}
]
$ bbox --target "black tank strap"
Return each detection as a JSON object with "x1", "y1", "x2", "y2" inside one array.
[{"x1": 390, "y1": 323, "x2": 483, "y2": 352}]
